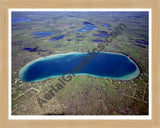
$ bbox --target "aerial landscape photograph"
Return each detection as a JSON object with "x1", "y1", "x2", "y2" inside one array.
[{"x1": 11, "y1": 10, "x2": 149, "y2": 116}]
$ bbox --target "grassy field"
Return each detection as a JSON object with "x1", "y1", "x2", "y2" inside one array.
[{"x1": 11, "y1": 11, "x2": 149, "y2": 115}]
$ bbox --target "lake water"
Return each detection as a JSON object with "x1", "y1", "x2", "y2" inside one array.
[
  {"x1": 93, "y1": 31, "x2": 110, "y2": 38},
  {"x1": 75, "y1": 22, "x2": 98, "y2": 32},
  {"x1": 104, "y1": 24, "x2": 111, "y2": 28},
  {"x1": 50, "y1": 35, "x2": 65, "y2": 41},
  {"x1": 12, "y1": 17, "x2": 31, "y2": 23},
  {"x1": 32, "y1": 31, "x2": 56, "y2": 38},
  {"x1": 67, "y1": 39, "x2": 72, "y2": 41},
  {"x1": 92, "y1": 39, "x2": 104, "y2": 42},
  {"x1": 20, "y1": 52, "x2": 140, "y2": 82},
  {"x1": 23, "y1": 47, "x2": 39, "y2": 52},
  {"x1": 77, "y1": 36, "x2": 84, "y2": 38},
  {"x1": 136, "y1": 40, "x2": 148, "y2": 45}
]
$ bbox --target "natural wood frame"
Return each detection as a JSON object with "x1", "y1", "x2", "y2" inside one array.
[{"x1": 0, "y1": 0, "x2": 160, "y2": 127}]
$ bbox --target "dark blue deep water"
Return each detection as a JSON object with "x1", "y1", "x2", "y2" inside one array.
[
  {"x1": 136, "y1": 40, "x2": 148, "y2": 45},
  {"x1": 50, "y1": 35, "x2": 65, "y2": 41},
  {"x1": 32, "y1": 31, "x2": 56, "y2": 38},
  {"x1": 67, "y1": 39, "x2": 72, "y2": 41},
  {"x1": 93, "y1": 31, "x2": 110, "y2": 38},
  {"x1": 20, "y1": 52, "x2": 139, "y2": 82},
  {"x1": 76, "y1": 22, "x2": 98, "y2": 32},
  {"x1": 23, "y1": 47, "x2": 39, "y2": 52},
  {"x1": 12, "y1": 17, "x2": 31, "y2": 23},
  {"x1": 92, "y1": 39, "x2": 104, "y2": 42}
]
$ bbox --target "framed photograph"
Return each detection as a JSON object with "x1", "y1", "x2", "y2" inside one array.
[
  {"x1": 9, "y1": 9, "x2": 151, "y2": 119},
  {"x1": 0, "y1": 0, "x2": 160, "y2": 128}
]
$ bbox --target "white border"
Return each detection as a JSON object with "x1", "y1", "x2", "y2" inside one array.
[{"x1": 9, "y1": 9, "x2": 152, "y2": 120}]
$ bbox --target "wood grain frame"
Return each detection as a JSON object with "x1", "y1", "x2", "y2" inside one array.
[{"x1": 0, "y1": 0, "x2": 160, "y2": 127}]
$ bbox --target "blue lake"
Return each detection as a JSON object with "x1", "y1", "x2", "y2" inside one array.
[
  {"x1": 104, "y1": 24, "x2": 111, "y2": 28},
  {"x1": 92, "y1": 39, "x2": 104, "y2": 43},
  {"x1": 136, "y1": 40, "x2": 148, "y2": 45},
  {"x1": 12, "y1": 17, "x2": 31, "y2": 23},
  {"x1": 23, "y1": 47, "x2": 39, "y2": 52},
  {"x1": 75, "y1": 22, "x2": 98, "y2": 32},
  {"x1": 93, "y1": 31, "x2": 110, "y2": 38},
  {"x1": 50, "y1": 35, "x2": 65, "y2": 41},
  {"x1": 67, "y1": 39, "x2": 72, "y2": 41},
  {"x1": 77, "y1": 36, "x2": 84, "y2": 38},
  {"x1": 32, "y1": 31, "x2": 56, "y2": 38},
  {"x1": 20, "y1": 52, "x2": 140, "y2": 82}
]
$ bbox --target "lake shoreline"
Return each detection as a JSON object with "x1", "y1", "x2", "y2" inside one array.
[{"x1": 19, "y1": 52, "x2": 140, "y2": 82}]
